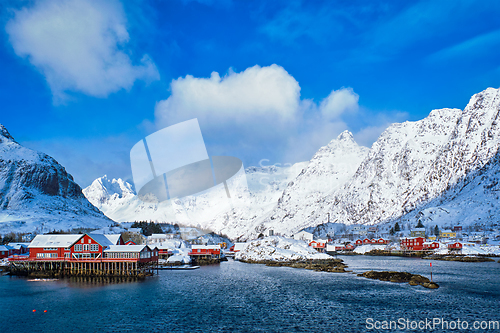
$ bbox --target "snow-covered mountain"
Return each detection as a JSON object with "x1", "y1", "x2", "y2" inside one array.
[
  {"x1": 259, "y1": 131, "x2": 369, "y2": 234},
  {"x1": 83, "y1": 162, "x2": 308, "y2": 239},
  {"x1": 84, "y1": 87, "x2": 500, "y2": 240},
  {"x1": 257, "y1": 87, "x2": 500, "y2": 237},
  {"x1": 0, "y1": 124, "x2": 111, "y2": 233}
]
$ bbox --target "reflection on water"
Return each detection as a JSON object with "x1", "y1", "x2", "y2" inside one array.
[{"x1": 1, "y1": 257, "x2": 499, "y2": 333}]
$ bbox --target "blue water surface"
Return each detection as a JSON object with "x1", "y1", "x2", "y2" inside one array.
[{"x1": 1, "y1": 256, "x2": 499, "y2": 333}]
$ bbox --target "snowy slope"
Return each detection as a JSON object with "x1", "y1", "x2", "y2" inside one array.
[
  {"x1": 257, "y1": 131, "x2": 369, "y2": 236},
  {"x1": 84, "y1": 162, "x2": 308, "y2": 240},
  {"x1": 393, "y1": 146, "x2": 500, "y2": 231},
  {"x1": 234, "y1": 236, "x2": 331, "y2": 261},
  {"x1": 0, "y1": 124, "x2": 111, "y2": 234},
  {"x1": 257, "y1": 87, "x2": 500, "y2": 237}
]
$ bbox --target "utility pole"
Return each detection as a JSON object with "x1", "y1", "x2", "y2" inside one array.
[{"x1": 430, "y1": 262, "x2": 433, "y2": 282}]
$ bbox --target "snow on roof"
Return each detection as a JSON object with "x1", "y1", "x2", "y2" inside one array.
[
  {"x1": 8, "y1": 242, "x2": 29, "y2": 248},
  {"x1": 29, "y1": 234, "x2": 83, "y2": 248},
  {"x1": 191, "y1": 244, "x2": 220, "y2": 250},
  {"x1": 104, "y1": 245, "x2": 150, "y2": 252},
  {"x1": 412, "y1": 228, "x2": 426, "y2": 231},
  {"x1": 155, "y1": 244, "x2": 173, "y2": 250},
  {"x1": 148, "y1": 234, "x2": 167, "y2": 238},
  {"x1": 0, "y1": 245, "x2": 9, "y2": 251},
  {"x1": 88, "y1": 234, "x2": 121, "y2": 247},
  {"x1": 233, "y1": 243, "x2": 246, "y2": 251},
  {"x1": 442, "y1": 229, "x2": 454, "y2": 233}
]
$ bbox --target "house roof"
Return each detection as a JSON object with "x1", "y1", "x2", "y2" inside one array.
[
  {"x1": 29, "y1": 234, "x2": 83, "y2": 248},
  {"x1": 233, "y1": 243, "x2": 246, "y2": 251},
  {"x1": 8, "y1": 242, "x2": 29, "y2": 248},
  {"x1": 104, "y1": 245, "x2": 150, "y2": 253},
  {"x1": 88, "y1": 234, "x2": 121, "y2": 247},
  {"x1": 0, "y1": 245, "x2": 9, "y2": 251},
  {"x1": 149, "y1": 234, "x2": 167, "y2": 238},
  {"x1": 192, "y1": 244, "x2": 220, "y2": 250}
]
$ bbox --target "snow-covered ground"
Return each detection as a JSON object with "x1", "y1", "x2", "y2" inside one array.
[
  {"x1": 164, "y1": 248, "x2": 192, "y2": 264},
  {"x1": 234, "y1": 236, "x2": 331, "y2": 261},
  {"x1": 353, "y1": 244, "x2": 388, "y2": 254}
]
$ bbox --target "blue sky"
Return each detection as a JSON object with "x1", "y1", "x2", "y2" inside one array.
[{"x1": 1, "y1": 0, "x2": 500, "y2": 188}]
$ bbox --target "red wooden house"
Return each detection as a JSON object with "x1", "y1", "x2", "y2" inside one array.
[
  {"x1": 354, "y1": 238, "x2": 389, "y2": 246},
  {"x1": 344, "y1": 243, "x2": 355, "y2": 250},
  {"x1": 156, "y1": 244, "x2": 173, "y2": 259},
  {"x1": 189, "y1": 245, "x2": 221, "y2": 259},
  {"x1": 309, "y1": 240, "x2": 327, "y2": 253},
  {"x1": 103, "y1": 245, "x2": 158, "y2": 263},
  {"x1": 400, "y1": 237, "x2": 426, "y2": 251},
  {"x1": 27, "y1": 234, "x2": 124, "y2": 261},
  {"x1": 423, "y1": 241, "x2": 440, "y2": 250},
  {"x1": 447, "y1": 242, "x2": 463, "y2": 250},
  {"x1": 0, "y1": 245, "x2": 10, "y2": 259}
]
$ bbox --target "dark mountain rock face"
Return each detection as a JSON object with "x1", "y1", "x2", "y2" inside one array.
[{"x1": 0, "y1": 124, "x2": 110, "y2": 233}]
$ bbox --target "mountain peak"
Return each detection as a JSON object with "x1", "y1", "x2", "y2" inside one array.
[
  {"x1": 0, "y1": 124, "x2": 17, "y2": 143},
  {"x1": 336, "y1": 130, "x2": 354, "y2": 142}
]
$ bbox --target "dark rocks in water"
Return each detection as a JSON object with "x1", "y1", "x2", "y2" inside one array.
[
  {"x1": 357, "y1": 270, "x2": 439, "y2": 289},
  {"x1": 423, "y1": 255, "x2": 495, "y2": 262},
  {"x1": 241, "y1": 258, "x2": 348, "y2": 273},
  {"x1": 192, "y1": 258, "x2": 225, "y2": 266}
]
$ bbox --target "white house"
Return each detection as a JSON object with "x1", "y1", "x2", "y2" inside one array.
[
  {"x1": 293, "y1": 231, "x2": 314, "y2": 242},
  {"x1": 147, "y1": 234, "x2": 168, "y2": 245}
]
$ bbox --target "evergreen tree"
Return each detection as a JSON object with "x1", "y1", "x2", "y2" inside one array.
[
  {"x1": 416, "y1": 220, "x2": 424, "y2": 228},
  {"x1": 389, "y1": 227, "x2": 395, "y2": 236},
  {"x1": 434, "y1": 225, "x2": 440, "y2": 236},
  {"x1": 394, "y1": 222, "x2": 401, "y2": 232}
]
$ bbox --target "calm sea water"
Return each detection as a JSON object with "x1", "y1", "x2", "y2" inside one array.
[{"x1": 1, "y1": 256, "x2": 499, "y2": 333}]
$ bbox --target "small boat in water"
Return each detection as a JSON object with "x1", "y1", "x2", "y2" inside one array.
[{"x1": 158, "y1": 265, "x2": 200, "y2": 270}]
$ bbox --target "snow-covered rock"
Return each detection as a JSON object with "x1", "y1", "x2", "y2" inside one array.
[
  {"x1": 234, "y1": 236, "x2": 331, "y2": 261},
  {"x1": 0, "y1": 124, "x2": 111, "y2": 233},
  {"x1": 166, "y1": 248, "x2": 192, "y2": 264}
]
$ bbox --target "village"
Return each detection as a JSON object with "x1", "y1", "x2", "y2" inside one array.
[{"x1": 1, "y1": 220, "x2": 499, "y2": 278}]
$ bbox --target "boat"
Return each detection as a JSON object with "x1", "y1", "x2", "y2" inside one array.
[{"x1": 157, "y1": 265, "x2": 200, "y2": 270}]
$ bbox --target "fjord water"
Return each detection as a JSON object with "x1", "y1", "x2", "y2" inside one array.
[{"x1": 1, "y1": 257, "x2": 499, "y2": 333}]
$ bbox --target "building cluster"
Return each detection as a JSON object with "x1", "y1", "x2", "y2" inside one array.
[
  {"x1": 256, "y1": 224, "x2": 500, "y2": 255},
  {"x1": 4, "y1": 230, "x2": 224, "y2": 276}
]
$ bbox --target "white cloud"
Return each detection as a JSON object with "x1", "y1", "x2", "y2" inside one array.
[
  {"x1": 320, "y1": 87, "x2": 359, "y2": 120},
  {"x1": 6, "y1": 0, "x2": 159, "y2": 103},
  {"x1": 156, "y1": 64, "x2": 301, "y2": 127},
  {"x1": 155, "y1": 64, "x2": 361, "y2": 164}
]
